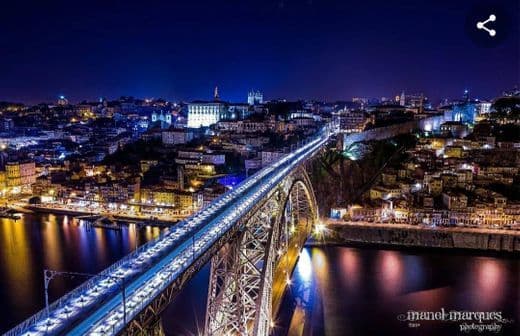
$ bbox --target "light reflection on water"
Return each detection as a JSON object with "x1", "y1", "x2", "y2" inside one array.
[
  {"x1": 0, "y1": 213, "x2": 161, "y2": 333},
  {"x1": 467, "y1": 257, "x2": 508, "y2": 310},
  {"x1": 274, "y1": 246, "x2": 519, "y2": 336},
  {"x1": 0, "y1": 217, "x2": 35, "y2": 310},
  {"x1": 378, "y1": 250, "x2": 404, "y2": 297},
  {"x1": 0, "y1": 213, "x2": 518, "y2": 336},
  {"x1": 296, "y1": 249, "x2": 312, "y2": 282},
  {"x1": 339, "y1": 248, "x2": 360, "y2": 291}
]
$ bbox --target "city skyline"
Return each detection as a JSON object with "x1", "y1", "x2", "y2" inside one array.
[
  {"x1": 0, "y1": 86, "x2": 512, "y2": 106},
  {"x1": 1, "y1": 0, "x2": 518, "y2": 104}
]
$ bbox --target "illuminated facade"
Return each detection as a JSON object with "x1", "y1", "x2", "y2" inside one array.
[
  {"x1": 140, "y1": 188, "x2": 201, "y2": 210},
  {"x1": 187, "y1": 102, "x2": 227, "y2": 128},
  {"x1": 338, "y1": 110, "x2": 369, "y2": 133},
  {"x1": 476, "y1": 101, "x2": 492, "y2": 114},
  {"x1": 5, "y1": 161, "x2": 36, "y2": 192},
  {"x1": 247, "y1": 90, "x2": 263, "y2": 105},
  {"x1": 452, "y1": 102, "x2": 476, "y2": 124},
  {"x1": 151, "y1": 110, "x2": 172, "y2": 127}
]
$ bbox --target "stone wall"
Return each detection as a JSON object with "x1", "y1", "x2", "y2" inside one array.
[
  {"x1": 322, "y1": 223, "x2": 520, "y2": 252},
  {"x1": 342, "y1": 114, "x2": 447, "y2": 149}
]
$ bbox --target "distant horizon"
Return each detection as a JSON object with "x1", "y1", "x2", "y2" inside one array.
[
  {"x1": 1, "y1": 0, "x2": 518, "y2": 105},
  {"x1": 0, "y1": 85, "x2": 515, "y2": 106}
]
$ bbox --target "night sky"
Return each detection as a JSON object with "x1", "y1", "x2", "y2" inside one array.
[{"x1": 0, "y1": 0, "x2": 518, "y2": 104}]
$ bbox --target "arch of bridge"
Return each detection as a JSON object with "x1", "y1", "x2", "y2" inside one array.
[{"x1": 205, "y1": 167, "x2": 318, "y2": 336}]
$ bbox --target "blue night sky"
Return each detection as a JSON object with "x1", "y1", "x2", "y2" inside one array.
[{"x1": 0, "y1": 0, "x2": 518, "y2": 104}]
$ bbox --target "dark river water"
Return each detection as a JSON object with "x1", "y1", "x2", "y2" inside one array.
[{"x1": 0, "y1": 214, "x2": 518, "y2": 335}]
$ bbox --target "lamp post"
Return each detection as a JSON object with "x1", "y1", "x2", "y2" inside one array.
[{"x1": 43, "y1": 269, "x2": 127, "y2": 326}]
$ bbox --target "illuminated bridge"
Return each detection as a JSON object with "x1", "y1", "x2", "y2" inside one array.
[{"x1": 7, "y1": 128, "x2": 334, "y2": 336}]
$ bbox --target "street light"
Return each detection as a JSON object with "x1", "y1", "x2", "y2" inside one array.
[
  {"x1": 314, "y1": 223, "x2": 326, "y2": 235},
  {"x1": 43, "y1": 269, "x2": 127, "y2": 326}
]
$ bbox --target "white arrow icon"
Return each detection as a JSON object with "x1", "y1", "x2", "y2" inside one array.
[{"x1": 477, "y1": 14, "x2": 496, "y2": 37}]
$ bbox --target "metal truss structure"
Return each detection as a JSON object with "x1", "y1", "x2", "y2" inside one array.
[
  {"x1": 204, "y1": 167, "x2": 318, "y2": 336},
  {"x1": 121, "y1": 224, "x2": 242, "y2": 336},
  {"x1": 120, "y1": 166, "x2": 317, "y2": 336}
]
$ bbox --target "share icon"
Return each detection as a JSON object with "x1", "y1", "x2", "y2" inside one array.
[{"x1": 476, "y1": 14, "x2": 496, "y2": 37}]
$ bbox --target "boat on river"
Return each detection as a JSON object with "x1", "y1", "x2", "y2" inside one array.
[
  {"x1": 0, "y1": 207, "x2": 22, "y2": 220},
  {"x1": 92, "y1": 216, "x2": 122, "y2": 230}
]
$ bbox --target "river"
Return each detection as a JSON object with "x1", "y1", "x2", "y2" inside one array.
[{"x1": 0, "y1": 214, "x2": 517, "y2": 335}]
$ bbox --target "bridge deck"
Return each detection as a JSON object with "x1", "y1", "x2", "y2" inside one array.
[{"x1": 7, "y1": 130, "x2": 332, "y2": 336}]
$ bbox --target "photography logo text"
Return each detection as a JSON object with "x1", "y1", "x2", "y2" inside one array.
[{"x1": 397, "y1": 308, "x2": 514, "y2": 333}]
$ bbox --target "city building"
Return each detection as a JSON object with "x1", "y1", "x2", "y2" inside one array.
[
  {"x1": 247, "y1": 90, "x2": 263, "y2": 105},
  {"x1": 442, "y1": 192, "x2": 468, "y2": 210},
  {"x1": 187, "y1": 101, "x2": 228, "y2": 128},
  {"x1": 151, "y1": 110, "x2": 173, "y2": 128},
  {"x1": 57, "y1": 95, "x2": 69, "y2": 106},
  {"x1": 162, "y1": 128, "x2": 195, "y2": 145},
  {"x1": 440, "y1": 121, "x2": 469, "y2": 138},
  {"x1": 5, "y1": 161, "x2": 37, "y2": 192},
  {"x1": 338, "y1": 110, "x2": 370, "y2": 133},
  {"x1": 261, "y1": 150, "x2": 286, "y2": 167}
]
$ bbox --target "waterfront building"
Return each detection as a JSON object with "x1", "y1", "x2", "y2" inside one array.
[
  {"x1": 5, "y1": 161, "x2": 36, "y2": 192},
  {"x1": 140, "y1": 188, "x2": 201, "y2": 211},
  {"x1": 98, "y1": 179, "x2": 140, "y2": 203},
  {"x1": 347, "y1": 203, "x2": 382, "y2": 221}
]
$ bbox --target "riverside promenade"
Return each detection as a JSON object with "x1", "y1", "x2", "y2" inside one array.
[{"x1": 312, "y1": 220, "x2": 520, "y2": 252}]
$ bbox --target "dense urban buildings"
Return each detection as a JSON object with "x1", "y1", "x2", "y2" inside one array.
[{"x1": 0, "y1": 88, "x2": 517, "y2": 231}]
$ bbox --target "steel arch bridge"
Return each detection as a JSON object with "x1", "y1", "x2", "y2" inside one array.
[
  {"x1": 7, "y1": 130, "x2": 331, "y2": 336},
  {"x1": 126, "y1": 168, "x2": 318, "y2": 336}
]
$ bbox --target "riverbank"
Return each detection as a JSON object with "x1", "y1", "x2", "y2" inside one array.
[
  {"x1": 310, "y1": 221, "x2": 520, "y2": 253},
  {"x1": 23, "y1": 205, "x2": 179, "y2": 227}
]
